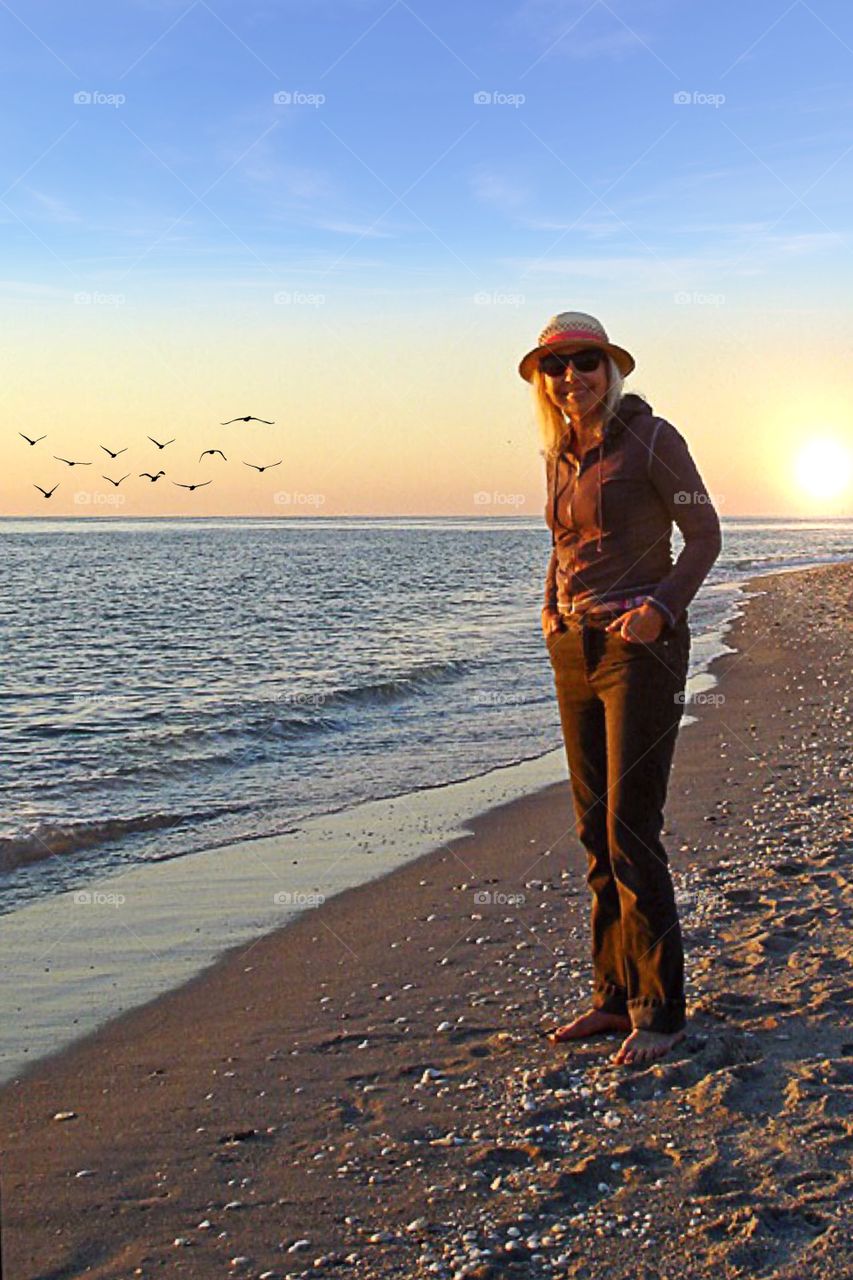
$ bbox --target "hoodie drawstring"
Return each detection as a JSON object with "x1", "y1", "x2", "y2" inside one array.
[
  {"x1": 550, "y1": 452, "x2": 557, "y2": 546},
  {"x1": 596, "y1": 442, "x2": 603, "y2": 552}
]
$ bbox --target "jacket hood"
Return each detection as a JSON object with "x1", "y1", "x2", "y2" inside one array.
[{"x1": 608, "y1": 392, "x2": 654, "y2": 436}]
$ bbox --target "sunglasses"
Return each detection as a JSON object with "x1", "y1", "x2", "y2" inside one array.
[{"x1": 539, "y1": 348, "x2": 605, "y2": 377}]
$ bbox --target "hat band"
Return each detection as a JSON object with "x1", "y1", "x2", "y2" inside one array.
[{"x1": 543, "y1": 329, "x2": 605, "y2": 346}]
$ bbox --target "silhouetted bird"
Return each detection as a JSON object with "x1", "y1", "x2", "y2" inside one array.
[
  {"x1": 148, "y1": 436, "x2": 175, "y2": 450},
  {"x1": 19, "y1": 433, "x2": 46, "y2": 445},
  {"x1": 101, "y1": 445, "x2": 127, "y2": 458},
  {"x1": 243, "y1": 460, "x2": 282, "y2": 473},
  {"x1": 34, "y1": 483, "x2": 59, "y2": 498},
  {"x1": 220, "y1": 416, "x2": 274, "y2": 424},
  {"x1": 54, "y1": 456, "x2": 91, "y2": 467},
  {"x1": 102, "y1": 474, "x2": 130, "y2": 487},
  {"x1": 173, "y1": 481, "x2": 211, "y2": 491},
  {"x1": 139, "y1": 471, "x2": 166, "y2": 482},
  {"x1": 200, "y1": 449, "x2": 227, "y2": 461}
]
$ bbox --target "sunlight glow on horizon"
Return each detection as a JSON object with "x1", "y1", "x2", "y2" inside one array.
[{"x1": 794, "y1": 437, "x2": 852, "y2": 502}]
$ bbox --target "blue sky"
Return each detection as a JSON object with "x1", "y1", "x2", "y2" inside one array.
[
  {"x1": 2, "y1": 1, "x2": 852, "y2": 516},
  {"x1": 2, "y1": 0, "x2": 852, "y2": 305}
]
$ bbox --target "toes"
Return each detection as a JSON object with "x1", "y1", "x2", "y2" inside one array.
[
  {"x1": 612, "y1": 1039, "x2": 635, "y2": 1064},
  {"x1": 610, "y1": 1031, "x2": 685, "y2": 1068}
]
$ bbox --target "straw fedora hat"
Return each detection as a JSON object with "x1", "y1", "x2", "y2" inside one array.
[{"x1": 518, "y1": 311, "x2": 635, "y2": 382}]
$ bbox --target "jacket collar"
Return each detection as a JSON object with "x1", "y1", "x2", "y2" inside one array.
[{"x1": 556, "y1": 394, "x2": 651, "y2": 461}]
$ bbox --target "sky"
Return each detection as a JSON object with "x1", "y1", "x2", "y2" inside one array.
[{"x1": 1, "y1": 0, "x2": 852, "y2": 517}]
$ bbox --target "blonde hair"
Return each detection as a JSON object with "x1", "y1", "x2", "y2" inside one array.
[{"x1": 532, "y1": 354, "x2": 624, "y2": 458}]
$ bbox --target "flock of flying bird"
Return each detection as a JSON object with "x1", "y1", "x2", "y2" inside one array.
[{"x1": 21, "y1": 416, "x2": 282, "y2": 499}]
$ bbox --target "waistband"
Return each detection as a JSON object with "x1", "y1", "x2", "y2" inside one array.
[{"x1": 558, "y1": 592, "x2": 654, "y2": 624}]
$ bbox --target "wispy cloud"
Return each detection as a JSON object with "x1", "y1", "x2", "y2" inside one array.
[
  {"x1": 508, "y1": 227, "x2": 840, "y2": 287},
  {"x1": 0, "y1": 279, "x2": 73, "y2": 301},
  {"x1": 23, "y1": 189, "x2": 82, "y2": 225},
  {"x1": 559, "y1": 25, "x2": 648, "y2": 60},
  {"x1": 239, "y1": 155, "x2": 336, "y2": 202},
  {"x1": 520, "y1": 213, "x2": 629, "y2": 238},
  {"x1": 310, "y1": 218, "x2": 396, "y2": 237},
  {"x1": 509, "y1": 0, "x2": 666, "y2": 71},
  {"x1": 469, "y1": 166, "x2": 532, "y2": 214}
]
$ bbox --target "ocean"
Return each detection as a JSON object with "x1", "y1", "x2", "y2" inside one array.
[{"x1": 3, "y1": 515, "x2": 851, "y2": 919}]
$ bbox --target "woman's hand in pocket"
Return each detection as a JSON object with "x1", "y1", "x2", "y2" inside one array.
[
  {"x1": 605, "y1": 603, "x2": 665, "y2": 644},
  {"x1": 541, "y1": 607, "x2": 565, "y2": 641}
]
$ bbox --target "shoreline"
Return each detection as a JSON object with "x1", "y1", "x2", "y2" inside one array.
[
  {"x1": 0, "y1": 563, "x2": 801, "y2": 1086},
  {"x1": 2, "y1": 560, "x2": 851, "y2": 1280}
]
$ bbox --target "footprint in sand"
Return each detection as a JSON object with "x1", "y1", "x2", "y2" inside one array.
[
  {"x1": 782, "y1": 1169, "x2": 842, "y2": 1202},
  {"x1": 722, "y1": 888, "x2": 763, "y2": 909},
  {"x1": 684, "y1": 1148, "x2": 756, "y2": 1206},
  {"x1": 683, "y1": 1061, "x2": 774, "y2": 1118},
  {"x1": 533, "y1": 1149, "x2": 664, "y2": 1215}
]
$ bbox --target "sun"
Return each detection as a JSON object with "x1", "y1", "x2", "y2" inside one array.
[{"x1": 794, "y1": 438, "x2": 852, "y2": 501}]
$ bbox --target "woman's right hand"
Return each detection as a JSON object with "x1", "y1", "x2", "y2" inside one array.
[{"x1": 541, "y1": 607, "x2": 564, "y2": 640}]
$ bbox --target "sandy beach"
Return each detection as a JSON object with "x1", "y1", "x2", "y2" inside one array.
[{"x1": 1, "y1": 560, "x2": 851, "y2": 1280}]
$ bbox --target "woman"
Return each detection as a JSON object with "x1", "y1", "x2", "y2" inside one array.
[{"x1": 519, "y1": 311, "x2": 722, "y2": 1067}]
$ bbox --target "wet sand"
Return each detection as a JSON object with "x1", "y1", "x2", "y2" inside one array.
[{"x1": 1, "y1": 560, "x2": 851, "y2": 1280}]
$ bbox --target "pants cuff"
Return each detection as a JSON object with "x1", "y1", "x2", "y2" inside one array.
[
  {"x1": 628, "y1": 997, "x2": 686, "y2": 1034},
  {"x1": 592, "y1": 984, "x2": 628, "y2": 1017}
]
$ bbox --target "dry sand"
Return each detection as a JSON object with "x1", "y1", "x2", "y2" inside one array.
[{"x1": 1, "y1": 561, "x2": 851, "y2": 1280}]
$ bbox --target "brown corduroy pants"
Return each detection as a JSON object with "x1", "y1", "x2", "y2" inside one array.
[{"x1": 545, "y1": 611, "x2": 691, "y2": 1034}]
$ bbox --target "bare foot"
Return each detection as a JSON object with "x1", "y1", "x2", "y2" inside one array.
[
  {"x1": 611, "y1": 1027, "x2": 686, "y2": 1066},
  {"x1": 547, "y1": 1009, "x2": 632, "y2": 1044}
]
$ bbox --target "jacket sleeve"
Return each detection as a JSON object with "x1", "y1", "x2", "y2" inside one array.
[
  {"x1": 544, "y1": 546, "x2": 558, "y2": 610},
  {"x1": 644, "y1": 419, "x2": 722, "y2": 626}
]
